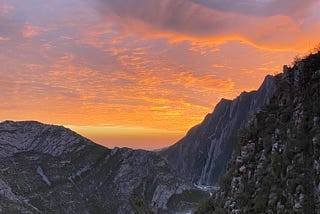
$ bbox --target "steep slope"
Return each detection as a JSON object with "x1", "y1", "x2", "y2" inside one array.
[
  {"x1": 161, "y1": 75, "x2": 276, "y2": 185},
  {"x1": 0, "y1": 121, "x2": 207, "y2": 213},
  {"x1": 0, "y1": 120, "x2": 95, "y2": 157},
  {"x1": 197, "y1": 52, "x2": 320, "y2": 213}
]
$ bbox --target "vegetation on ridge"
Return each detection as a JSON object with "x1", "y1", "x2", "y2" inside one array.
[{"x1": 197, "y1": 51, "x2": 320, "y2": 213}]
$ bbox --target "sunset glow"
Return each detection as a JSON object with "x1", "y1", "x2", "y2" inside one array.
[{"x1": 1, "y1": 0, "x2": 320, "y2": 149}]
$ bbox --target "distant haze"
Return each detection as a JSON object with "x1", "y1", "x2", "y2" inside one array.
[{"x1": 65, "y1": 125, "x2": 183, "y2": 150}]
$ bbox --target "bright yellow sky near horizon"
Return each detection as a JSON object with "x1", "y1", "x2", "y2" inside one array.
[{"x1": 1, "y1": 0, "x2": 320, "y2": 149}]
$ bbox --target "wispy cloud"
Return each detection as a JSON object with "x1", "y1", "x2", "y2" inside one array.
[
  {"x1": 192, "y1": 0, "x2": 317, "y2": 18},
  {"x1": 0, "y1": 1, "x2": 14, "y2": 17},
  {"x1": 0, "y1": 36, "x2": 9, "y2": 41},
  {"x1": 23, "y1": 23, "x2": 40, "y2": 38},
  {"x1": 94, "y1": 0, "x2": 320, "y2": 50}
]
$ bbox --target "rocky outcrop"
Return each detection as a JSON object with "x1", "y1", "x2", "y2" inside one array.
[
  {"x1": 0, "y1": 121, "x2": 208, "y2": 213},
  {"x1": 196, "y1": 51, "x2": 320, "y2": 213},
  {"x1": 161, "y1": 75, "x2": 276, "y2": 185}
]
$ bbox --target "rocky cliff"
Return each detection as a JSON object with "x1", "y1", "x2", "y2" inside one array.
[
  {"x1": 161, "y1": 75, "x2": 276, "y2": 185},
  {"x1": 197, "y1": 51, "x2": 320, "y2": 213},
  {"x1": 0, "y1": 121, "x2": 207, "y2": 213}
]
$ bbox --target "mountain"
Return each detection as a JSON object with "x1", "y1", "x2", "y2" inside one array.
[
  {"x1": 196, "y1": 51, "x2": 320, "y2": 213},
  {"x1": 0, "y1": 121, "x2": 208, "y2": 213},
  {"x1": 161, "y1": 75, "x2": 276, "y2": 185},
  {"x1": 2, "y1": 53, "x2": 318, "y2": 214}
]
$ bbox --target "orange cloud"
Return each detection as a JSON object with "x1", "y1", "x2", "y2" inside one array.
[
  {"x1": 23, "y1": 24, "x2": 40, "y2": 38},
  {"x1": 94, "y1": 0, "x2": 320, "y2": 52},
  {"x1": 172, "y1": 71, "x2": 234, "y2": 92}
]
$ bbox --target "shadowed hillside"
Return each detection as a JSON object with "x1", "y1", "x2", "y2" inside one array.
[{"x1": 197, "y1": 51, "x2": 320, "y2": 213}]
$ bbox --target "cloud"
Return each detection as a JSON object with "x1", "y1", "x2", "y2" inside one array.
[
  {"x1": 0, "y1": 10, "x2": 22, "y2": 41},
  {"x1": 94, "y1": 0, "x2": 320, "y2": 50},
  {"x1": 23, "y1": 23, "x2": 40, "y2": 38},
  {"x1": 0, "y1": 1, "x2": 14, "y2": 17},
  {"x1": 96, "y1": 0, "x2": 235, "y2": 36},
  {"x1": 172, "y1": 71, "x2": 234, "y2": 92},
  {"x1": 0, "y1": 36, "x2": 9, "y2": 41},
  {"x1": 191, "y1": 0, "x2": 317, "y2": 18}
]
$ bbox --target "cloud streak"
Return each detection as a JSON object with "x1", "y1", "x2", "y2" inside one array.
[
  {"x1": 23, "y1": 23, "x2": 40, "y2": 38},
  {"x1": 192, "y1": 0, "x2": 317, "y2": 17},
  {"x1": 95, "y1": 0, "x2": 320, "y2": 50}
]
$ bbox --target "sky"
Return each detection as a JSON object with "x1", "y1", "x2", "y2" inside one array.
[{"x1": 1, "y1": 0, "x2": 320, "y2": 150}]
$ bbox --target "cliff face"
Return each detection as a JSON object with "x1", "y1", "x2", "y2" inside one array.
[
  {"x1": 161, "y1": 75, "x2": 276, "y2": 185},
  {"x1": 0, "y1": 121, "x2": 207, "y2": 214},
  {"x1": 197, "y1": 52, "x2": 320, "y2": 213}
]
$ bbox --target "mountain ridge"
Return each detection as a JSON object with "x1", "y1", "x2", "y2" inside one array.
[
  {"x1": 0, "y1": 120, "x2": 97, "y2": 157},
  {"x1": 197, "y1": 51, "x2": 320, "y2": 213},
  {"x1": 2, "y1": 51, "x2": 318, "y2": 213},
  {"x1": 161, "y1": 74, "x2": 276, "y2": 185},
  {"x1": 0, "y1": 120, "x2": 208, "y2": 213}
]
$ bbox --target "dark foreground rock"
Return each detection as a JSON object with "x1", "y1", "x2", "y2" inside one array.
[
  {"x1": 196, "y1": 51, "x2": 320, "y2": 213},
  {"x1": 0, "y1": 121, "x2": 208, "y2": 213}
]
